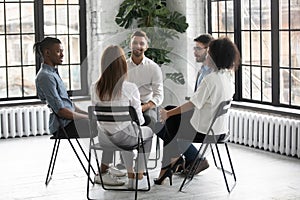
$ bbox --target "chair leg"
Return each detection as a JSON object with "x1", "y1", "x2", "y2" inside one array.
[
  {"x1": 45, "y1": 139, "x2": 60, "y2": 186},
  {"x1": 210, "y1": 144, "x2": 234, "y2": 175},
  {"x1": 147, "y1": 136, "x2": 160, "y2": 169},
  {"x1": 224, "y1": 143, "x2": 237, "y2": 186},
  {"x1": 87, "y1": 145, "x2": 93, "y2": 200},
  {"x1": 214, "y1": 143, "x2": 236, "y2": 193},
  {"x1": 75, "y1": 138, "x2": 96, "y2": 175},
  {"x1": 67, "y1": 138, "x2": 94, "y2": 184}
]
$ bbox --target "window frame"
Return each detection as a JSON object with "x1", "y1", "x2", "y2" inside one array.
[
  {"x1": 208, "y1": 0, "x2": 300, "y2": 110},
  {"x1": 0, "y1": 0, "x2": 87, "y2": 104}
]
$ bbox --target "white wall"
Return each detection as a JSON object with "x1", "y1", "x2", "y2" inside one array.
[{"x1": 85, "y1": 0, "x2": 207, "y2": 106}]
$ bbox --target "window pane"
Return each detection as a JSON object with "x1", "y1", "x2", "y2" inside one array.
[
  {"x1": 211, "y1": 2, "x2": 219, "y2": 32},
  {"x1": 280, "y1": 68, "x2": 290, "y2": 104},
  {"x1": 251, "y1": 31, "x2": 261, "y2": 65},
  {"x1": 262, "y1": 67, "x2": 271, "y2": 102},
  {"x1": 219, "y1": 1, "x2": 227, "y2": 32},
  {"x1": 23, "y1": 65, "x2": 36, "y2": 96},
  {"x1": 0, "y1": 68, "x2": 7, "y2": 98},
  {"x1": 226, "y1": 1, "x2": 234, "y2": 32},
  {"x1": 56, "y1": 5, "x2": 68, "y2": 34},
  {"x1": 57, "y1": 0, "x2": 67, "y2": 4},
  {"x1": 6, "y1": 3, "x2": 20, "y2": 34},
  {"x1": 69, "y1": 0, "x2": 79, "y2": 4},
  {"x1": 69, "y1": 5, "x2": 79, "y2": 34},
  {"x1": 44, "y1": 0, "x2": 54, "y2": 4},
  {"x1": 291, "y1": 69, "x2": 300, "y2": 105},
  {"x1": 71, "y1": 64, "x2": 81, "y2": 90},
  {"x1": 44, "y1": 5, "x2": 55, "y2": 35},
  {"x1": 250, "y1": 0, "x2": 260, "y2": 31},
  {"x1": 59, "y1": 65, "x2": 70, "y2": 90},
  {"x1": 242, "y1": 31, "x2": 251, "y2": 65},
  {"x1": 291, "y1": 31, "x2": 300, "y2": 68},
  {"x1": 280, "y1": 31, "x2": 290, "y2": 67},
  {"x1": 70, "y1": 36, "x2": 80, "y2": 63},
  {"x1": 7, "y1": 35, "x2": 21, "y2": 66},
  {"x1": 0, "y1": 36, "x2": 5, "y2": 66},
  {"x1": 291, "y1": 0, "x2": 300, "y2": 29},
  {"x1": 8, "y1": 67, "x2": 22, "y2": 97},
  {"x1": 22, "y1": 35, "x2": 35, "y2": 65},
  {"x1": 242, "y1": 66, "x2": 251, "y2": 99},
  {"x1": 21, "y1": 3, "x2": 34, "y2": 33},
  {"x1": 252, "y1": 66, "x2": 261, "y2": 101},
  {"x1": 279, "y1": 0, "x2": 289, "y2": 29},
  {"x1": 0, "y1": 3, "x2": 4, "y2": 34},
  {"x1": 261, "y1": 1, "x2": 271, "y2": 30},
  {"x1": 241, "y1": 0, "x2": 250, "y2": 30},
  {"x1": 262, "y1": 31, "x2": 271, "y2": 66}
]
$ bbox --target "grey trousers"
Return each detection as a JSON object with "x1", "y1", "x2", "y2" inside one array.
[{"x1": 99, "y1": 124, "x2": 153, "y2": 172}]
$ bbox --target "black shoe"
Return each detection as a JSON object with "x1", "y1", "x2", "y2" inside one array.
[{"x1": 154, "y1": 168, "x2": 173, "y2": 185}]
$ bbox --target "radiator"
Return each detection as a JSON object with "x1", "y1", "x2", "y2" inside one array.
[
  {"x1": 229, "y1": 109, "x2": 300, "y2": 158},
  {"x1": 0, "y1": 105, "x2": 50, "y2": 139}
]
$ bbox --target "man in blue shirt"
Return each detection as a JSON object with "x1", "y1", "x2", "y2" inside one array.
[
  {"x1": 34, "y1": 37, "x2": 89, "y2": 138},
  {"x1": 34, "y1": 37, "x2": 126, "y2": 186}
]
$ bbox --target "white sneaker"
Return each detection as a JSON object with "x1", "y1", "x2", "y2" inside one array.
[
  {"x1": 109, "y1": 167, "x2": 126, "y2": 177},
  {"x1": 133, "y1": 177, "x2": 149, "y2": 189},
  {"x1": 94, "y1": 172, "x2": 125, "y2": 186}
]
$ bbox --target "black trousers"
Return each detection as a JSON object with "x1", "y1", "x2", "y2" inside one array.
[{"x1": 155, "y1": 106, "x2": 225, "y2": 168}]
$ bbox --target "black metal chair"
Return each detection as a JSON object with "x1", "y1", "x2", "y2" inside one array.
[
  {"x1": 179, "y1": 100, "x2": 236, "y2": 193},
  {"x1": 87, "y1": 105, "x2": 151, "y2": 200},
  {"x1": 45, "y1": 107, "x2": 95, "y2": 186}
]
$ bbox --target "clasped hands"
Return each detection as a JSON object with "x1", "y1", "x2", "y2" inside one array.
[{"x1": 159, "y1": 109, "x2": 168, "y2": 123}]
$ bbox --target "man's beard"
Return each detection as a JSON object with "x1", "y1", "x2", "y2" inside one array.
[{"x1": 132, "y1": 49, "x2": 143, "y2": 57}]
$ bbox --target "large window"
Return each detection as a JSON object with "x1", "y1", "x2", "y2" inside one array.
[
  {"x1": 0, "y1": 0, "x2": 87, "y2": 102},
  {"x1": 208, "y1": 0, "x2": 300, "y2": 109}
]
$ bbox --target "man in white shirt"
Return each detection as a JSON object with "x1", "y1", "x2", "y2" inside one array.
[{"x1": 127, "y1": 30, "x2": 164, "y2": 130}]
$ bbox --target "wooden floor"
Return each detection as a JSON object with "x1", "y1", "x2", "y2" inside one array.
[{"x1": 1, "y1": 135, "x2": 300, "y2": 200}]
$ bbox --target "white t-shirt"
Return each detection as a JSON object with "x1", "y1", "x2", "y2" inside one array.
[
  {"x1": 190, "y1": 69, "x2": 235, "y2": 135},
  {"x1": 91, "y1": 81, "x2": 145, "y2": 134}
]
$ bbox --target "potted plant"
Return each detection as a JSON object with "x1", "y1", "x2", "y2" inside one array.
[{"x1": 115, "y1": 0, "x2": 188, "y2": 85}]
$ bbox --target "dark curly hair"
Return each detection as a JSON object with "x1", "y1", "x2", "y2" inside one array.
[{"x1": 208, "y1": 37, "x2": 240, "y2": 71}]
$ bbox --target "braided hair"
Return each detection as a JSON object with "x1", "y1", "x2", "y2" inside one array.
[{"x1": 33, "y1": 37, "x2": 61, "y2": 58}]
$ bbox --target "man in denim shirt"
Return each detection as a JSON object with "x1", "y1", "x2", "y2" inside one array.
[{"x1": 34, "y1": 37, "x2": 89, "y2": 138}]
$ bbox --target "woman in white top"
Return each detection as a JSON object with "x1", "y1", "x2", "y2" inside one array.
[
  {"x1": 91, "y1": 45, "x2": 153, "y2": 188},
  {"x1": 154, "y1": 37, "x2": 240, "y2": 185}
]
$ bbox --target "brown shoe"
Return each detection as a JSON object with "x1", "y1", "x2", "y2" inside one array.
[
  {"x1": 194, "y1": 158, "x2": 209, "y2": 175},
  {"x1": 184, "y1": 158, "x2": 209, "y2": 175}
]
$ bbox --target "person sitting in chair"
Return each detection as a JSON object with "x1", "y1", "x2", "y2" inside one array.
[
  {"x1": 91, "y1": 45, "x2": 153, "y2": 189},
  {"x1": 34, "y1": 37, "x2": 89, "y2": 139},
  {"x1": 153, "y1": 37, "x2": 240, "y2": 185}
]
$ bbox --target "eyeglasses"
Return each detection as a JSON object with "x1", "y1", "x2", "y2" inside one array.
[{"x1": 193, "y1": 46, "x2": 207, "y2": 51}]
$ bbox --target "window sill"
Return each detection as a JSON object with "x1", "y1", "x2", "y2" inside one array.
[
  {"x1": 232, "y1": 101, "x2": 300, "y2": 119},
  {"x1": 0, "y1": 96, "x2": 91, "y2": 108}
]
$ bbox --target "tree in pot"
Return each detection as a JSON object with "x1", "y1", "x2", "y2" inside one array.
[{"x1": 115, "y1": 0, "x2": 188, "y2": 85}]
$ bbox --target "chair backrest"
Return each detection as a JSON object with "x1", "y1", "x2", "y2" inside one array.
[
  {"x1": 206, "y1": 100, "x2": 232, "y2": 136},
  {"x1": 88, "y1": 105, "x2": 141, "y2": 139}
]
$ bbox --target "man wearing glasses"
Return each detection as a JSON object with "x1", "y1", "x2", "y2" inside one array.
[{"x1": 173, "y1": 34, "x2": 214, "y2": 175}]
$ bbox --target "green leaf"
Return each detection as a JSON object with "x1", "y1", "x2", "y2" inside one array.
[{"x1": 165, "y1": 73, "x2": 185, "y2": 85}]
